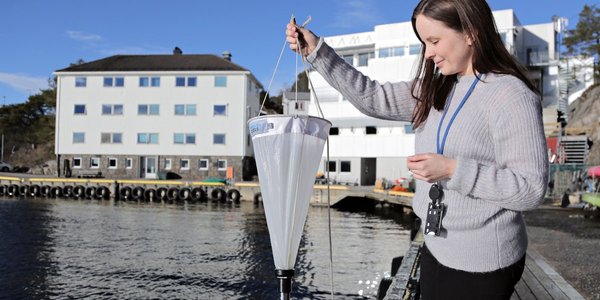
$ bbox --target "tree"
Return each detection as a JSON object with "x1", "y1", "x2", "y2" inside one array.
[{"x1": 563, "y1": 4, "x2": 600, "y2": 59}]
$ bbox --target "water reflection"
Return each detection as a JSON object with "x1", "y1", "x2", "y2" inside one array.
[{"x1": 0, "y1": 198, "x2": 413, "y2": 299}]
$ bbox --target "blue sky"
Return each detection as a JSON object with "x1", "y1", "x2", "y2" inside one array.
[{"x1": 0, "y1": 0, "x2": 595, "y2": 105}]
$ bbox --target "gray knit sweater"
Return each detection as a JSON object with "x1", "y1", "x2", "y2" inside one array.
[{"x1": 307, "y1": 39, "x2": 549, "y2": 272}]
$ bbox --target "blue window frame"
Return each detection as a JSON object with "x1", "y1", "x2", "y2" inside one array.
[
  {"x1": 174, "y1": 133, "x2": 184, "y2": 144},
  {"x1": 185, "y1": 134, "x2": 196, "y2": 144},
  {"x1": 151, "y1": 77, "x2": 160, "y2": 87},
  {"x1": 358, "y1": 52, "x2": 374, "y2": 67},
  {"x1": 75, "y1": 77, "x2": 86, "y2": 87},
  {"x1": 176, "y1": 77, "x2": 186, "y2": 87},
  {"x1": 139, "y1": 77, "x2": 149, "y2": 87},
  {"x1": 113, "y1": 104, "x2": 123, "y2": 115},
  {"x1": 409, "y1": 44, "x2": 421, "y2": 55},
  {"x1": 73, "y1": 132, "x2": 85, "y2": 143},
  {"x1": 213, "y1": 134, "x2": 226, "y2": 144},
  {"x1": 138, "y1": 104, "x2": 148, "y2": 115},
  {"x1": 187, "y1": 77, "x2": 197, "y2": 86},
  {"x1": 113, "y1": 133, "x2": 123, "y2": 143},
  {"x1": 214, "y1": 104, "x2": 227, "y2": 116},
  {"x1": 404, "y1": 124, "x2": 415, "y2": 134},
  {"x1": 115, "y1": 77, "x2": 124, "y2": 87},
  {"x1": 149, "y1": 104, "x2": 159, "y2": 115},
  {"x1": 137, "y1": 133, "x2": 159, "y2": 144},
  {"x1": 74, "y1": 104, "x2": 86, "y2": 115},
  {"x1": 103, "y1": 77, "x2": 113, "y2": 87},
  {"x1": 174, "y1": 104, "x2": 196, "y2": 115},
  {"x1": 214, "y1": 76, "x2": 227, "y2": 87}
]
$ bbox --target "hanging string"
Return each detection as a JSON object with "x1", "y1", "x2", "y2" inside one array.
[
  {"x1": 293, "y1": 15, "x2": 334, "y2": 300},
  {"x1": 258, "y1": 38, "x2": 289, "y2": 116}
]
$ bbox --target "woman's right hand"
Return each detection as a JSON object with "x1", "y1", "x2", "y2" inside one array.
[{"x1": 286, "y1": 21, "x2": 319, "y2": 57}]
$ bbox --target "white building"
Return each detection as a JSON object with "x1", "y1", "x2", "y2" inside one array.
[
  {"x1": 306, "y1": 9, "x2": 590, "y2": 185},
  {"x1": 54, "y1": 49, "x2": 262, "y2": 180}
]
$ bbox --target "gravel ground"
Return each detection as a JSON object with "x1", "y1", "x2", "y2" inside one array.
[{"x1": 523, "y1": 202, "x2": 600, "y2": 300}]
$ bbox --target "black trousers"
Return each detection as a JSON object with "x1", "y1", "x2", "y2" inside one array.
[{"x1": 419, "y1": 244, "x2": 525, "y2": 300}]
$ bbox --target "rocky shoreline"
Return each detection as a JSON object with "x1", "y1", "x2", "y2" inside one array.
[{"x1": 524, "y1": 203, "x2": 600, "y2": 300}]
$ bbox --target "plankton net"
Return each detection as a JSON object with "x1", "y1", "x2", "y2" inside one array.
[{"x1": 248, "y1": 115, "x2": 331, "y2": 299}]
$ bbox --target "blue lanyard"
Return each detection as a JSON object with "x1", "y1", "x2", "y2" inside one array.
[{"x1": 436, "y1": 76, "x2": 480, "y2": 155}]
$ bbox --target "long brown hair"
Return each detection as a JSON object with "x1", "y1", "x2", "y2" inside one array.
[{"x1": 410, "y1": 0, "x2": 539, "y2": 128}]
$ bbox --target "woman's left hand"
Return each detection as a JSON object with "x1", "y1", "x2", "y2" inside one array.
[{"x1": 407, "y1": 153, "x2": 457, "y2": 183}]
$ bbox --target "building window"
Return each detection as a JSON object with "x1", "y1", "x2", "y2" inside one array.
[
  {"x1": 214, "y1": 76, "x2": 227, "y2": 87},
  {"x1": 325, "y1": 160, "x2": 336, "y2": 172},
  {"x1": 176, "y1": 77, "x2": 197, "y2": 87},
  {"x1": 409, "y1": 44, "x2": 421, "y2": 55},
  {"x1": 164, "y1": 159, "x2": 172, "y2": 170},
  {"x1": 174, "y1": 104, "x2": 196, "y2": 116},
  {"x1": 75, "y1": 77, "x2": 86, "y2": 87},
  {"x1": 213, "y1": 134, "x2": 226, "y2": 145},
  {"x1": 139, "y1": 77, "x2": 159, "y2": 87},
  {"x1": 138, "y1": 104, "x2": 159, "y2": 115},
  {"x1": 73, "y1": 132, "x2": 85, "y2": 143},
  {"x1": 329, "y1": 127, "x2": 339, "y2": 135},
  {"x1": 379, "y1": 47, "x2": 404, "y2": 58},
  {"x1": 126, "y1": 158, "x2": 133, "y2": 169},
  {"x1": 101, "y1": 133, "x2": 122, "y2": 144},
  {"x1": 180, "y1": 159, "x2": 190, "y2": 170},
  {"x1": 108, "y1": 158, "x2": 117, "y2": 169},
  {"x1": 74, "y1": 104, "x2": 86, "y2": 115},
  {"x1": 199, "y1": 159, "x2": 209, "y2": 171},
  {"x1": 174, "y1": 133, "x2": 196, "y2": 144},
  {"x1": 340, "y1": 161, "x2": 351, "y2": 172},
  {"x1": 358, "y1": 52, "x2": 374, "y2": 67},
  {"x1": 104, "y1": 77, "x2": 124, "y2": 87},
  {"x1": 102, "y1": 104, "x2": 123, "y2": 115},
  {"x1": 213, "y1": 104, "x2": 227, "y2": 116},
  {"x1": 73, "y1": 157, "x2": 82, "y2": 168},
  {"x1": 137, "y1": 133, "x2": 159, "y2": 144},
  {"x1": 217, "y1": 159, "x2": 227, "y2": 171},
  {"x1": 404, "y1": 124, "x2": 414, "y2": 134},
  {"x1": 90, "y1": 157, "x2": 100, "y2": 169},
  {"x1": 366, "y1": 126, "x2": 377, "y2": 135},
  {"x1": 342, "y1": 54, "x2": 353, "y2": 65}
]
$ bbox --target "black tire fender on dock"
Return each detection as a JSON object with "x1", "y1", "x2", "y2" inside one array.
[
  {"x1": 120, "y1": 186, "x2": 132, "y2": 200},
  {"x1": 97, "y1": 186, "x2": 110, "y2": 200},
  {"x1": 19, "y1": 185, "x2": 29, "y2": 197},
  {"x1": 143, "y1": 188, "x2": 156, "y2": 202},
  {"x1": 211, "y1": 188, "x2": 227, "y2": 203},
  {"x1": 132, "y1": 186, "x2": 145, "y2": 201},
  {"x1": 167, "y1": 187, "x2": 179, "y2": 202},
  {"x1": 62, "y1": 185, "x2": 74, "y2": 198},
  {"x1": 0, "y1": 184, "x2": 7, "y2": 197},
  {"x1": 7, "y1": 184, "x2": 19, "y2": 197},
  {"x1": 178, "y1": 187, "x2": 191, "y2": 202},
  {"x1": 29, "y1": 184, "x2": 41, "y2": 197},
  {"x1": 156, "y1": 187, "x2": 168, "y2": 202},
  {"x1": 73, "y1": 185, "x2": 85, "y2": 199},
  {"x1": 41, "y1": 185, "x2": 51, "y2": 197},
  {"x1": 227, "y1": 189, "x2": 241, "y2": 203},
  {"x1": 190, "y1": 187, "x2": 206, "y2": 203},
  {"x1": 253, "y1": 192, "x2": 262, "y2": 204},
  {"x1": 85, "y1": 186, "x2": 97, "y2": 199},
  {"x1": 50, "y1": 186, "x2": 63, "y2": 198}
]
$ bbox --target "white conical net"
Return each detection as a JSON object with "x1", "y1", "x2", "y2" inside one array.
[{"x1": 248, "y1": 115, "x2": 331, "y2": 270}]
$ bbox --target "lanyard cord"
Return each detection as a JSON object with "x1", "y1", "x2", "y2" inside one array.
[{"x1": 436, "y1": 76, "x2": 480, "y2": 155}]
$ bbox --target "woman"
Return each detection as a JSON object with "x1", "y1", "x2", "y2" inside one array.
[{"x1": 286, "y1": 0, "x2": 548, "y2": 299}]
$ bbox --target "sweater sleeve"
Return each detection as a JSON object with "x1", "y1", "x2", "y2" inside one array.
[
  {"x1": 445, "y1": 84, "x2": 549, "y2": 211},
  {"x1": 307, "y1": 38, "x2": 416, "y2": 122}
]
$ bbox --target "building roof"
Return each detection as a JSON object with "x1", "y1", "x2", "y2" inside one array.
[{"x1": 56, "y1": 54, "x2": 249, "y2": 73}]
